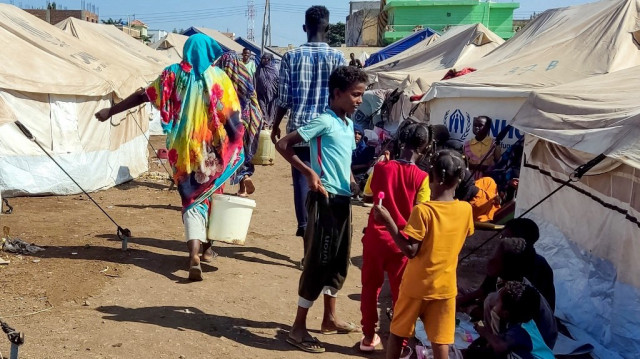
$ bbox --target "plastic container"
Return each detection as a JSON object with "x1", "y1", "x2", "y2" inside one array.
[
  {"x1": 251, "y1": 129, "x2": 276, "y2": 165},
  {"x1": 207, "y1": 194, "x2": 256, "y2": 245}
]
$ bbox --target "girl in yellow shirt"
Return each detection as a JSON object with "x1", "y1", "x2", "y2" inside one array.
[{"x1": 374, "y1": 150, "x2": 475, "y2": 359}]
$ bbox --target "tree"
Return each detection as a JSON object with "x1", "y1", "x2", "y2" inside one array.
[
  {"x1": 101, "y1": 18, "x2": 125, "y2": 25},
  {"x1": 327, "y1": 22, "x2": 345, "y2": 47},
  {"x1": 47, "y1": 2, "x2": 56, "y2": 10},
  {"x1": 348, "y1": 9, "x2": 378, "y2": 46}
]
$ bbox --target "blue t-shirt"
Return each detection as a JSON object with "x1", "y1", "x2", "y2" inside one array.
[
  {"x1": 503, "y1": 320, "x2": 555, "y2": 359},
  {"x1": 297, "y1": 109, "x2": 356, "y2": 196}
]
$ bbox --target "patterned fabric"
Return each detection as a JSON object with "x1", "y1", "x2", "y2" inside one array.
[
  {"x1": 146, "y1": 35, "x2": 245, "y2": 214},
  {"x1": 218, "y1": 52, "x2": 263, "y2": 183},
  {"x1": 277, "y1": 43, "x2": 347, "y2": 134},
  {"x1": 255, "y1": 54, "x2": 279, "y2": 128}
]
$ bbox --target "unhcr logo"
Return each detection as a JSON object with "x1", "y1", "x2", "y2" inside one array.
[{"x1": 443, "y1": 109, "x2": 471, "y2": 142}]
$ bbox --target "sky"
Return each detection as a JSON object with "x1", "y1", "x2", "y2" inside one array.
[{"x1": 1, "y1": 0, "x2": 597, "y2": 46}]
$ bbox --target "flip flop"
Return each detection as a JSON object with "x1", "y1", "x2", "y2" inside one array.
[
  {"x1": 286, "y1": 336, "x2": 325, "y2": 353},
  {"x1": 201, "y1": 250, "x2": 218, "y2": 263},
  {"x1": 359, "y1": 334, "x2": 381, "y2": 352},
  {"x1": 321, "y1": 322, "x2": 361, "y2": 335},
  {"x1": 243, "y1": 176, "x2": 255, "y2": 195},
  {"x1": 188, "y1": 264, "x2": 203, "y2": 281}
]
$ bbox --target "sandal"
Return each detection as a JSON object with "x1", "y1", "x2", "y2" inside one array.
[
  {"x1": 286, "y1": 335, "x2": 325, "y2": 353},
  {"x1": 242, "y1": 176, "x2": 255, "y2": 195},
  {"x1": 359, "y1": 334, "x2": 381, "y2": 352},
  {"x1": 188, "y1": 264, "x2": 203, "y2": 281},
  {"x1": 321, "y1": 321, "x2": 361, "y2": 335}
]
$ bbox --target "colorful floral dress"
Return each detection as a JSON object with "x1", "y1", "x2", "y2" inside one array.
[{"x1": 146, "y1": 61, "x2": 245, "y2": 216}]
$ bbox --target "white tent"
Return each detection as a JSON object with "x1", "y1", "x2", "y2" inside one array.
[
  {"x1": 0, "y1": 5, "x2": 150, "y2": 196},
  {"x1": 151, "y1": 32, "x2": 189, "y2": 63},
  {"x1": 512, "y1": 65, "x2": 640, "y2": 359},
  {"x1": 367, "y1": 24, "x2": 503, "y2": 92},
  {"x1": 57, "y1": 17, "x2": 173, "y2": 135},
  {"x1": 420, "y1": 0, "x2": 640, "y2": 148},
  {"x1": 56, "y1": 17, "x2": 171, "y2": 82}
]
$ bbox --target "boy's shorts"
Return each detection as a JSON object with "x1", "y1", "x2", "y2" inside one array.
[{"x1": 390, "y1": 293, "x2": 456, "y2": 344}]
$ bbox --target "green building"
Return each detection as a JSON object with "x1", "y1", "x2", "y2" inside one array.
[{"x1": 383, "y1": 0, "x2": 520, "y2": 44}]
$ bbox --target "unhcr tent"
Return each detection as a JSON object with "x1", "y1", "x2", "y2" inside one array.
[
  {"x1": 364, "y1": 27, "x2": 438, "y2": 67},
  {"x1": 56, "y1": 17, "x2": 171, "y2": 82},
  {"x1": 182, "y1": 27, "x2": 244, "y2": 53},
  {"x1": 0, "y1": 5, "x2": 149, "y2": 196},
  {"x1": 420, "y1": 0, "x2": 640, "y2": 148},
  {"x1": 367, "y1": 24, "x2": 504, "y2": 93},
  {"x1": 511, "y1": 65, "x2": 640, "y2": 359},
  {"x1": 151, "y1": 32, "x2": 189, "y2": 62}
]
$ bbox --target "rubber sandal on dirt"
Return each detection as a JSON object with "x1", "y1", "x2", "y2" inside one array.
[
  {"x1": 188, "y1": 264, "x2": 203, "y2": 281},
  {"x1": 243, "y1": 177, "x2": 255, "y2": 195},
  {"x1": 359, "y1": 334, "x2": 381, "y2": 352},
  {"x1": 201, "y1": 250, "x2": 218, "y2": 263},
  {"x1": 321, "y1": 322, "x2": 361, "y2": 335},
  {"x1": 286, "y1": 336, "x2": 325, "y2": 353}
]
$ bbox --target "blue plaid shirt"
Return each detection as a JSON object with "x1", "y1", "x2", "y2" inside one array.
[{"x1": 277, "y1": 43, "x2": 347, "y2": 136}]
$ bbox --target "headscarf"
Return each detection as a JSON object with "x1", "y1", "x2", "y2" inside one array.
[
  {"x1": 255, "y1": 53, "x2": 279, "y2": 99},
  {"x1": 352, "y1": 124, "x2": 373, "y2": 166},
  {"x1": 182, "y1": 34, "x2": 223, "y2": 78}
]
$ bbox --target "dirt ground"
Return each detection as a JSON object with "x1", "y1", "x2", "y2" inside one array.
[{"x1": 0, "y1": 135, "x2": 497, "y2": 359}]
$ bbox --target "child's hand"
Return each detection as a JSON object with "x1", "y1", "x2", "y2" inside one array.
[
  {"x1": 474, "y1": 321, "x2": 490, "y2": 337},
  {"x1": 373, "y1": 204, "x2": 393, "y2": 226},
  {"x1": 350, "y1": 181, "x2": 360, "y2": 196},
  {"x1": 306, "y1": 172, "x2": 328, "y2": 197}
]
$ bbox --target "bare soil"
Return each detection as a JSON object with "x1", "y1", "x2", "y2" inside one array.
[{"x1": 0, "y1": 135, "x2": 497, "y2": 359}]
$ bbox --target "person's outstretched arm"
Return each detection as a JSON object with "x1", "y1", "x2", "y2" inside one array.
[
  {"x1": 373, "y1": 205, "x2": 421, "y2": 258},
  {"x1": 95, "y1": 88, "x2": 149, "y2": 122}
]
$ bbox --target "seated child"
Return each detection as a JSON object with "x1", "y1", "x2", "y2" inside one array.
[
  {"x1": 458, "y1": 236, "x2": 557, "y2": 350},
  {"x1": 463, "y1": 116, "x2": 501, "y2": 180},
  {"x1": 359, "y1": 122, "x2": 431, "y2": 352},
  {"x1": 352, "y1": 124, "x2": 376, "y2": 191},
  {"x1": 373, "y1": 150, "x2": 474, "y2": 359},
  {"x1": 467, "y1": 281, "x2": 555, "y2": 359}
]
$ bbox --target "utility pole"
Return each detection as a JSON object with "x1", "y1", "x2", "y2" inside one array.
[
  {"x1": 247, "y1": 0, "x2": 256, "y2": 42},
  {"x1": 261, "y1": 0, "x2": 269, "y2": 53}
]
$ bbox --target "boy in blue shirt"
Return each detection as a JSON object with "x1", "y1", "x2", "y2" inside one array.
[{"x1": 276, "y1": 66, "x2": 368, "y2": 353}]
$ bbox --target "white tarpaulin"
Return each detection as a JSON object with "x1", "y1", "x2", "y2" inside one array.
[
  {"x1": 0, "y1": 5, "x2": 149, "y2": 196},
  {"x1": 56, "y1": 17, "x2": 171, "y2": 82},
  {"x1": 512, "y1": 66, "x2": 640, "y2": 359},
  {"x1": 151, "y1": 32, "x2": 188, "y2": 62},
  {"x1": 421, "y1": 0, "x2": 640, "y2": 147},
  {"x1": 367, "y1": 24, "x2": 503, "y2": 93}
]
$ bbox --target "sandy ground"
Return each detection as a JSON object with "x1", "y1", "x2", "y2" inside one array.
[{"x1": 0, "y1": 135, "x2": 496, "y2": 359}]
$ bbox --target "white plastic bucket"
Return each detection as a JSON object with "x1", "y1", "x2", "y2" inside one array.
[{"x1": 207, "y1": 194, "x2": 256, "y2": 245}]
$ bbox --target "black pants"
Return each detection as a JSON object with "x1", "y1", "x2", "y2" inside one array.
[{"x1": 298, "y1": 192, "x2": 352, "y2": 302}]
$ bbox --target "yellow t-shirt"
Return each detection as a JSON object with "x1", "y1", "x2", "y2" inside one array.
[{"x1": 400, "y1": 201, "x2": 474, "y2": 299}]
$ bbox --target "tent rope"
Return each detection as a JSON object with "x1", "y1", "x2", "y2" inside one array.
[
  {"x1": 128, "y1": 111, "x2": 174, "y2": 184},
  {"x1": 460, "y1": 153, "x2": 607, "y2": 262},
  {"x1": 13, "y1": 121, "x2": 131, "y2": 242}
]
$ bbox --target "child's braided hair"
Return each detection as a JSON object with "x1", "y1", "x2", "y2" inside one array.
[{"x1": 431, "y1": 150, "x2": 466, "y2": 187}]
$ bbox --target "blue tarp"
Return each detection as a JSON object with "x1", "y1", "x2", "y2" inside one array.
[
  {"x1": 364, "y1": 28, "x2": 438, "y2": 67},
  {"x1": 234, "y1": 37, "x2": 282, "y2": 60}
]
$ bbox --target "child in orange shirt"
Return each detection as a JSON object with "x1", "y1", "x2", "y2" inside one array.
[{"x1": 374, "y1": 150, "x2": 474, "y2": 359}]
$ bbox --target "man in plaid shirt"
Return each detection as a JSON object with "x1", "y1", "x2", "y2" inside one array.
[{"x1": 271, "y1": 5, "x2": 347, "y2": 238}]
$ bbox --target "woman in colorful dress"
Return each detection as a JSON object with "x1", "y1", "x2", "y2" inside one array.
[
  {"x1": 95, "y1": 34, "x2": 245, "y2": 281},
  {"x1": 218, "y1": 51, "x2": 264, "y2": 197}
]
